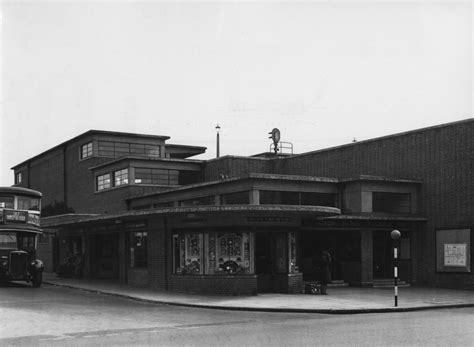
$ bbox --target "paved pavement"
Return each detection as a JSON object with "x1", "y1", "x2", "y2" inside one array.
[{"x1": 42, "y1": 273, "x2": 474, "y2": 314}]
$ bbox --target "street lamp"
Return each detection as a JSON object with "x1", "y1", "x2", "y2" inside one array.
[
  {"x1": 391, "y1": 229, "x2": 401, "y2": 307},
  {"x1": 215, "y1": 124, "x2": 221, "y2": 158}
]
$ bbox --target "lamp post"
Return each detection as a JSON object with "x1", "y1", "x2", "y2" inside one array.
[
  {"x1": 215, "y1": 124, "x2": 221, "y2": 158},
  {"x1": 391, "y1": 229, "x2": 401, "y2": 307}
]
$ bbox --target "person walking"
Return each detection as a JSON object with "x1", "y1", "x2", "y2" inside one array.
[{"x1": 318, "y1": 250, "x2": 332, "y2": 295}]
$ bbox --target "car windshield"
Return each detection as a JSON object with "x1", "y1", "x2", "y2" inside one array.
[{"x1": 0, "y1": 232, "x2": 17, "y2": 249}]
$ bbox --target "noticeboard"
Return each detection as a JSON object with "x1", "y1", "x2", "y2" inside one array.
[
  {"x1": 444, "y1": 244, "x2": 467, "y2": 267},
  {"x1": 436, "y1": 229, "x2": 471, "y2": 273}
]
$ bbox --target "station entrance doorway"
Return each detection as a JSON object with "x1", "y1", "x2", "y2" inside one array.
[
  {"x1": 255, "y1": 231, "x2": 288, "y2": 293},
  {"x1": 90, "y1": 233, "x2": 119, "y2": 279}
]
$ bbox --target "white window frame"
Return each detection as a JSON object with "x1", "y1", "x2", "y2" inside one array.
[
  {"x1": 80, "y1": 142, "x2": 93, "y2": 160},
  {"x1": 96, "y1": 173, "x2": 111, "y2": 191},
  {"x1": 113, "y1": 168, "x2": 129, "y2": 187}
]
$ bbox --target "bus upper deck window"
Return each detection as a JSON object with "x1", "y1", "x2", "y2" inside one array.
[
  {"x1": 17, "y1": 196, "x2": 40, "y2": 211},
  {"x1": 0, "y1": 196, "x2": 14, "y2": 209}
]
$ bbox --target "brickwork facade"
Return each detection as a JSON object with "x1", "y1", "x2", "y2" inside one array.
[
  {"x1": 275, "y1": 119, "x2": 474, "y2": 287},
  {"x1": 13, "y1": 120, "x2": 474, "y2": 292}
]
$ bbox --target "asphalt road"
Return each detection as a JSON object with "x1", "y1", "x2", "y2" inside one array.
[{"x1": 1, "y1": 282, "x2": 473, "y2": 346}]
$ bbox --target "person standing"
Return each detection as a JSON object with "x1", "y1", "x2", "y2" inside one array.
[{"x1": 318, "y1": 250, "x2": 332, "y2": 295}]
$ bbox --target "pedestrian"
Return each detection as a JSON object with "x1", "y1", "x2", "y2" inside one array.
[{"x1": 318, "y1": 250, "x2": 332, "y2": 295}]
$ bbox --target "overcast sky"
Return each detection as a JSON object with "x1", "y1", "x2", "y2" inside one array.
[{"x1": 1, "y1": 0, "x2": 472, "y2": 186}]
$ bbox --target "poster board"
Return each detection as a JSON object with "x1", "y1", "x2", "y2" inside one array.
[{"x1": 436, "y1": 229, "x2": 471, "y2": 273}]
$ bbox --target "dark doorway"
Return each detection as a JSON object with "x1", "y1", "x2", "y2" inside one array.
[
  {"x1": 255, "y1": 232, "x2": 287, "y2": 293},
  {"x1": 300, "y1": 230, "x2": 361, "y2": 282},
  {"x1": 91, "y1": 233, "x2": 119, "y2": 278},
  {"x1": 52, "y1": 237, "x2": 60, "y2": 272},
  {"x1": 373, "y1": 231, "x2": 393, "y2": 278}
]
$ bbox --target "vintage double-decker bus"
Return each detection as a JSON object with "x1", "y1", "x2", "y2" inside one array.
[{"x1": 0, "y1": 187, "x2": 44, "y2": 287}]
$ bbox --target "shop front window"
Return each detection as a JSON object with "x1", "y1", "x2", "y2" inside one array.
[
  {"x1": 173, "y1": 232, "x2": 253, "y2": 275},
  {"x1": 217, "y1": 233, "x2": 249, "y2": 274},
  {"x1": 208, "y1": 232, "x2": 252, "y2": 275},
  {"x1": 130, "y1": 231, "x2": 147, "y2": 268},
  {"x1": 173, "y1": 233, "x2": 202, "y2": 274}
]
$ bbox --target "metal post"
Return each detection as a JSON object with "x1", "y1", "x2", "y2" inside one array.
[
  {"x1": 215, "y1": 124, "x2": 221, "y2": 158},
  {"x1": 394, "y1": 245, "x2": 398, "y2": 307},
  {"x1": 391, "y1": 229, "x2": 401, "y2": 307}
]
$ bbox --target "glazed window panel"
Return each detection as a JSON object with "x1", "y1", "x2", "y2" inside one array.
[
  {"x1": 130, "y1": 231, "x2": 147, "y2": 268},
  {"x1": 97, "y1": 173, "x2": 111, "y2": 191},
  {"x1": 18, "y1": 233, "x2": 36, "y2": 252},
  {"x1": 17, "y1": 196, "x2": 40, "y2": 211},
  {"x1": 113, "y1": 168, "x2": 129, "y2": 187},
  {"x1": 134, "y1": 168, "x2": 179, "y2": 185},
  {"x1": 260, "y1": 191, "x2": 299, "y2": 205},
  {"x1": 179, "y1": 196, "x2": 214, "y2": 206},
  {"x1": 301, "y1": 192, "x2": 338, "y2": 207},
  {"x1": 0, "y1": 196, "x2": 14, "y2": 209},
  {"x1": 151, "y1": 169, "x2": 170, "y2": 185},
  {"x1": 134, "y1": 168, "x2": 153, "y2": 184},
  {"x1": 81, "y1": 142, "x2": 93, "y2": 159},
  {"x1": 221, "y1": 191, "x2": 249, "y2": 205},
  {"x1": 173, "y1": 233, "x2": 203, "y2": 275},
  {"x1": 372, "y1": 192, "x2": 411, "y2": 213},
  {"x1": 145, "y1": 144, "x2": 160, "y2": 158},
  {"x1": 210, "y1": 232, "x2": 252, "y2": 275},
  {"x1": 114, "y1": 142, "x2": 130, "y2": 157},
  {"x1": 130, "y1": 143, "x2": 146, "y2": 156},
  {"x1": 15, "y1": 172, "x2": 22, "y2": 185},
  {"x1": 98, "y1": 141, "x2": 115, "y2": 157},
  {"x1": 0, "y1": 232, "x2": 17, "y2": 249}
]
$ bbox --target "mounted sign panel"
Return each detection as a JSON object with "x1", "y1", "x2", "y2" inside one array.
[{"x1": 436, "y1": 229, "x2": 471, "y2": 273}]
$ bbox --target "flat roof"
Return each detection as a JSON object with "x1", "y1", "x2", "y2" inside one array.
[
  {"x1": 125, "y1": 173, "x2": 339, "y2": 201},
  {"x1": 89, "y1": 156, "x2": 204, "y2": 171},
  {"x1": 11, "y1": 130, "x2": 171, "y2": 169},
  {"x1": 340, "y1": 175, "x2": 422, "y2": 184},
  {"x1": 41, "y1": 205, "x2": 341, "y2": 228}
]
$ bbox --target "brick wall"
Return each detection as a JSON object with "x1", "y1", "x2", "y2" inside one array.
[
  {"x1": 128, "y1": 268, "x2": 149, "y2": 286},
  {"x1": 28, "y1": 149, "x2": 65, "y2": 208},
  {"x1": 148, "y1": 217, "x2": 168, "y2": 290},
  {"x1": 203, "y1": 156, "x2": 272, "y2": 181},
  {"x1": 276, "y1": 119, "x2": 474, "y2": 287}
]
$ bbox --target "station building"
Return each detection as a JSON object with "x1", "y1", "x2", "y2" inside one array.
[{"x1": 11, "y1": 119, "x2": 473, "y2": 294}]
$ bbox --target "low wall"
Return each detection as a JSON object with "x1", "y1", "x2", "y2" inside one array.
[
  {"x1": 128, "y1": 268, "x2": 149, "y2": 286},
  {"x1": 169, "y1": 275, "x2": 258, "y2": 295}
]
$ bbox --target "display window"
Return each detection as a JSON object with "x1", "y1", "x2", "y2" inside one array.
[
  {"x1": 173, "y1": 232, "x2": 254, "y2": 275},
  {"x1": 213, "y1": 232, "x2": 252, "y2": 275},
  {"x1": 173, "y1": 233, "x2": 203, "y2": 274}
]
